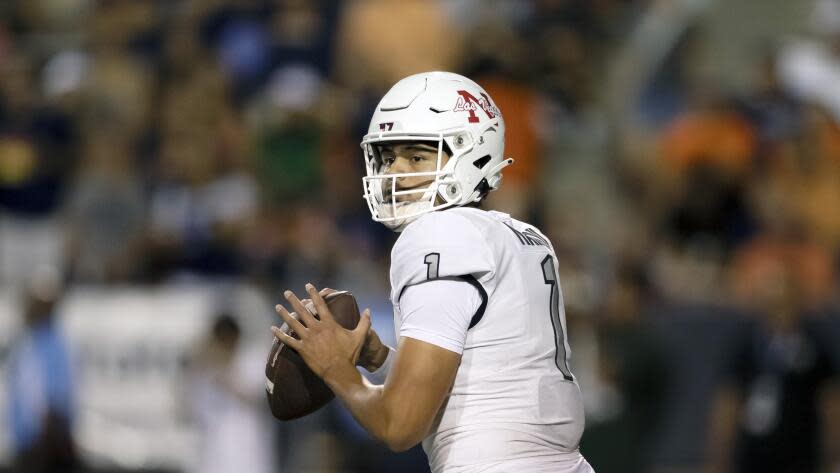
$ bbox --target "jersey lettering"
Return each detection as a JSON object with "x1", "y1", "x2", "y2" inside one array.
[
  {"x1": 541, "y1": 255, "x2": 574, "y2": 381},
  {"x1": 424, "y1": 252, "x2": 440, "y2": 279},
  {"x1": 503, "y1": 223, "x2": 549, "y2": 248}
]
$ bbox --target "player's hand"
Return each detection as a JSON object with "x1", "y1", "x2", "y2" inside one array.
[
  {"x1": 298, "y1": 287, "x2": 385, "y2": 372},
  {"x1": 272, "y1": 284, "x2": 371, "y2": 380}
]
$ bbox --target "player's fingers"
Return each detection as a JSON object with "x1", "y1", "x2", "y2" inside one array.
[
  {"x1": 275, "y1": 303, "x2": 307, "y2": 336},
  {"x1": 354, "y1": 309, "x2": 372, "y2": 337},
  {"x1": 271, "y1": 326, "x2": 303, "y2": 350},
  {"x1": 297, "y1": 298, "x2": 319, "y2": 316},
  {"x1": 276, "y1": 311, "x2": 295, "y2": 333},
  {"x1": 302, "y1": 299, "x2": 316, "y2": 314},
  {"x1": 306, "y1": 283, "x2": 336, "y2": 324},
  {"x1": 285, "y1": 290, "x2": 318, "y2": 326},
  {"x1": 319, "y1": 287, "x2": 337, "y2": 296}
]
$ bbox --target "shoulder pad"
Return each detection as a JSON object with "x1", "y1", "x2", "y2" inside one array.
[{"x1": 390, "y1": 211, "x2": 494, "y2": 301}]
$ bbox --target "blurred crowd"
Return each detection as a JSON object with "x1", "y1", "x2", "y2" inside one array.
[{"x1": 2, "y1": 0, "x2": 840, "y2": 472}]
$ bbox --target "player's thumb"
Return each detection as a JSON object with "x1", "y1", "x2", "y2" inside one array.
[{"x1": 354, "y1": 309, "x2": 372, "y2": 340}]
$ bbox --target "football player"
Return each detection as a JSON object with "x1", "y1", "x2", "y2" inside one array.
[{"x1": 272, "y1": 72, "x2": 594, "y2": 473}]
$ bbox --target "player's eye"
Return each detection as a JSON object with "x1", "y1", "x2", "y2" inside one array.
[
  {"x1": 411, "y1": 155, "x2": 426, "y2": 163},
  {"x1": 382, "y1": 156, "x2": 395, "y2": 166}
]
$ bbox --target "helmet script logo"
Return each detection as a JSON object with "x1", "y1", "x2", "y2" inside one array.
[{"x1": 453, "y1": 90, "x2": 501, "y2": 123}]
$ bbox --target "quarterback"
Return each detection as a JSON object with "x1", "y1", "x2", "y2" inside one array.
[{"x1": 272, "y1": 72, "x2": 594, "y2": 472}]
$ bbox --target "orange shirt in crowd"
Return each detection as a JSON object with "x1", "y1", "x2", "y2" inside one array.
[
  {"x1": 659, "y1": 109, "x2": 756, "y2": 175},
  {"x1": 480, "y1": 77, "x2": 541, "y2": 187}
]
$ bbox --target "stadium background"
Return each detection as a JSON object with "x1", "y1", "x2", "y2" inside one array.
[{"x1": 1, "y1": 0, "x2": 840, "y2": 472}]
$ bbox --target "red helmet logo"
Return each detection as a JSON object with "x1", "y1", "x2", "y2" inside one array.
[{"x1": 453, "y1": 90, "x2": 500, "y2": 123}]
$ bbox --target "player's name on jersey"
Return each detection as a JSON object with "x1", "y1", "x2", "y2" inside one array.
[{"x1": 503, "y1": 223, "x2": 549, "y2": 248}]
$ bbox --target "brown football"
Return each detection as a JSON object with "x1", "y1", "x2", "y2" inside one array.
[{"x1": 265, "y1": 291, "x2": 361, "y2": 421}]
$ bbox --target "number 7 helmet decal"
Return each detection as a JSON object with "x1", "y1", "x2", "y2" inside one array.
[{"x1": 361, "y1": 72, "x2": 513, "y2": 232}]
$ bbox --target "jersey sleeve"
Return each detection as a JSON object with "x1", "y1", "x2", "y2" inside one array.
[
  {"x1": 398, "y1": 278, "x2": 483, "y2": 354},
  {"x1": 390, "y1": 210, "x2": 496, "y2": 302}
]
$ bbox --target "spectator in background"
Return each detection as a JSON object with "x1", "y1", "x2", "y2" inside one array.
[
  {"x1": 64, "y1": 133, "x2": 145, "y2": 283},
  {"x1": 651, "y1": 90, "x2": 758, "y2": 303},
  {"x1": 658, "y1": 96, "x2": 755, "y2": 177},
  {"x1": 738, "y1": 46, "x2": 802, "y2": 150},
  {"x1": 0, "y1": 51, "x2": 77, "y2": 286},
  {"x1": 6, "y1": 266, "x2": 77, "y2": 473},
  {"x1": 730, "y1": 229, "x2": 835, "y2": 315},
  {"x1": 711, "y1": 265, "x2": 840, "y2": 473},
  {"x1": 187, "y1": 313, "x2": 274, "y2": 473},
  {"x1": 146, "y1": 62, "x2": 258, "y2": 279},
  {"x1": 793, "y1": 106, "x2": 840, "y2": 254},
  {"x1": 580, "y1": 263, "x2": 667, "y2": 473},
  {"x1": 777, "y1": 0, "x2": 840, "y2": 124},
  {"x1": 335, "y1": 0, "x2": 461, "y2": 90}
]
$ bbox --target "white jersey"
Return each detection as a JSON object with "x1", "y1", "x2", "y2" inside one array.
[{"x1": 389, "y1": 207, "x2": 591, "y2": 473}]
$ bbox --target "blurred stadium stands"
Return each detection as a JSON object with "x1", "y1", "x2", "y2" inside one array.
[{"x1": 0, "y1": 0, "x2": 839, "y2": 472}]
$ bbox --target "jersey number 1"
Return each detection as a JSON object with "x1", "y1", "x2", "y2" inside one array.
[{"x1": 541, "y1": 255, "x2": 574, "y2": 381}]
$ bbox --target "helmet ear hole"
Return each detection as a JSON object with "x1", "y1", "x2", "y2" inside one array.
[{"x1": 472, "y1": 155, "x2": 491, "y2": 169}]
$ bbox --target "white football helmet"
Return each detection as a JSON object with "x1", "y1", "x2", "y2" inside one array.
[{"x1": 361, "y1": 71, "x2": 513, "y2": 231}]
